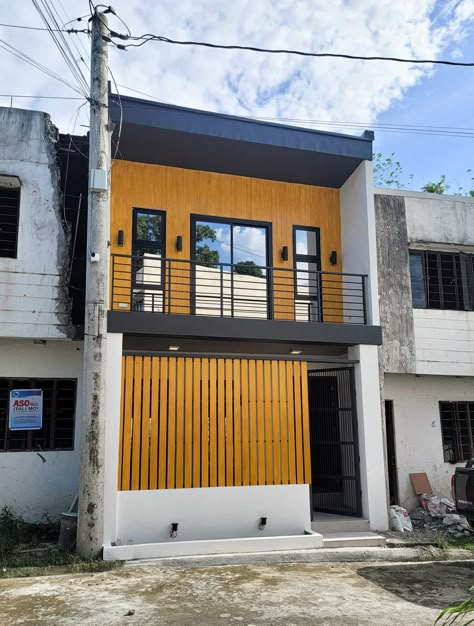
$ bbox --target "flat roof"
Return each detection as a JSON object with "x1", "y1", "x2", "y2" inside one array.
[{"x1": 110, "y1": 93, "x2": 373, "y2": 188}]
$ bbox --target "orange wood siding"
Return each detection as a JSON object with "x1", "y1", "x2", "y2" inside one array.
[
  {"x1": 110, "y1": 161, "x2": 341, "y2": 271},
  {"x1": 118, "y1": 355, "x2": 311, "y2": 490}
]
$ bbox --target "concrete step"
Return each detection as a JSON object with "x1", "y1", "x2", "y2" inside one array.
[
  {"x1": 311, "y1": 518, "x2": 370, "y2": 534},
  {"x1": 322, "y1": 531, "x2": 386, "y2": 549}
]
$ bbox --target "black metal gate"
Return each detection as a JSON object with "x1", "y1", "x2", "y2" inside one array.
[{"x1": 308, "y1": 367, "x2": 362, "y2": 517}]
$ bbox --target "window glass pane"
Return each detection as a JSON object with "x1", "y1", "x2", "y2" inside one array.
[
  {"x1": 195, "y1": 221, "x2": 231, "y2": 267},
  {"x1": 409, "y1": 254, "x2": 426, "y2": 308},
  {"x1": 440, "y1": 254, "x2": 460, "y2": 310},
  {"x1": 296, "y1": 260, "x2": 319, "y2": 296},
  {"x1": 0, "y1": 187, "x2": 20, "y2": 258},
  {"x1": 233, "y1": 225, "x2": 267, "y2": 277},
  {"x1": 135, "y1": 211, "x2": 162, "y2": 242},
  {"x1": 295, "y1": 229, "x2": 318, "y2": 258}
]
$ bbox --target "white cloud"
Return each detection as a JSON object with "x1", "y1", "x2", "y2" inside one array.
[{"x1": 0, "y1": 0, "x2": 473, "y2": 132}]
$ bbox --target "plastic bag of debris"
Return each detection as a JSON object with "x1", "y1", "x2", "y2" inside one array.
[
  {"x1": 420, "y1": 493, "x2": 455, "y2": 518},
  {"x1": 389, "y1": 505, "x2": 413, "y2": 532}
]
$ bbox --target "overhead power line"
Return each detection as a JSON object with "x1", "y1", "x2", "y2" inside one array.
[
  {"x1": 116, "y1": 34, "x2": 474, "y2": 67},
  {"x1": 0, "y1": 94, "x2": 83, "y2": 99},
  {"x1": 0, "y1": 22, "x2": 87, "y2": 33}
]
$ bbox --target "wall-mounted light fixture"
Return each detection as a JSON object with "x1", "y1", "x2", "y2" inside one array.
[
  {"x1": 170, "y1": 522, "x2": 179, "y2": 538},
  {"x1": 168, "y1": 345, "x2": 180, "y2": 352},
  {"x1": 258, "y1": 516, "x2": 267, "y2": 531},
  {"x1": 117, "y1": 230, "x2": 124, "y2": 247},
  {"x1": 290, "y1": 349, "x2": 302, "y2": 355},
  {"x1": 281, "y1": 246, "x2": 288, "y2": 262},
  {"x1": 176, "y1": 235, "x2": 183, "y2": 252},
  {"x1": 329, "y1": 250, "x2": 338, "y2": 266}
]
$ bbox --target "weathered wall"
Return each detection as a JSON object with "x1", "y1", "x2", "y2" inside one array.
[
  {"x1": 374, "y1": 194, "x2": 416, "y2": 373},
  {"x1": 0, "y1": 108, "x2": 72, "y2": 339},
  {"x1": 0, "y1": 339, "x2": 83, "y2": 521},
  {"x1": 384, "y1": 373, "x2": 471, "y2": 511}
]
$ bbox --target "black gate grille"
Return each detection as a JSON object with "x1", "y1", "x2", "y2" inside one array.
[{"x1": 308, "y1": 367, "x2": 362, "y2": 517}]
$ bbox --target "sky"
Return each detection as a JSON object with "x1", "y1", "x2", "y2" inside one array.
[{"x1": 1, "y1": 0, "x2": 474, "y2": 192}]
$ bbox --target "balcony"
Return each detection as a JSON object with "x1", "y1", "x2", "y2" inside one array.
[{"x1": 110, "y1": 254, "x2": 368, "y2": 325}]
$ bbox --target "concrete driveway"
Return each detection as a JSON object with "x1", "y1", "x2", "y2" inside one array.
[{"x1": 0, "y1": 561, "x2": 473, "y2": 625}]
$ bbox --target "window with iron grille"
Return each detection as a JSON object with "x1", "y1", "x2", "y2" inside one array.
[
  {"x1": 409, "y1": 251, "x2": 474, "y2": 311},
  {"x1": 0, "y1": 186, "x2": 20, "y2": 258},
  {"x1": 439, "y1": 401, "x2": 474, "y2": 463},
  {"x1": 0, "y1": 379, "x2": 77, "y2": 452}
]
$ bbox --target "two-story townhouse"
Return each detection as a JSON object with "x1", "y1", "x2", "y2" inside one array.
[
  {"x1": 100, "y1": 94, "x2": 388, "y2": 560},
  {"x1": 0, "y1": 107, "x2": 86, "y2": 521},
  {"x1": 376, "y1": 189, "x2": 474, "y2": 511}
]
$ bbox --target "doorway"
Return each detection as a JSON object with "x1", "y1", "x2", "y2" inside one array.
[
  {"x1": 308, "y1": 367, "x2": 362, "y2": 516},
  {"x1": 384, "y1": 400, "x2": 399, "y2": 505}
]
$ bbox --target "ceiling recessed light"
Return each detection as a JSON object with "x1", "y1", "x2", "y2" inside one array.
[
  {"x1": 168, "y1": 345, "x2": 180, "y2": 351},
  {"x1": 290, "y1": 349, "x2": 302, "y2": 355}
]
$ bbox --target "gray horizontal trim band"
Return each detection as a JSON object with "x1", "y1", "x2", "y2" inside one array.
[
  {"x1": 122, "y1": 351, "x2": 358, "y2": 364},
  {"x1": 107, "y1": 311, "x2": 382, "y2": 346}
]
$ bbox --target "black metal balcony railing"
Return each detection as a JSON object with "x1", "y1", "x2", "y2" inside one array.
[{"x1": 111, "y1": 254, "x2": 368, "y2": 325}]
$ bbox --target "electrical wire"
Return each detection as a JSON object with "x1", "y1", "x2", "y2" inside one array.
[
  {"x1": 118, "y1": 34, "x2": 474, "y2": 67},
  {"x1": 32, "y1": 0, "x2": 90, "y2": 97},
  {"x1": 0, "y1": 94, "x2": 83, "y2": 99},
  {"x1": 0, "y1": 22, "x2": 87, "y2": 32},
  {"x1": 0, "y1": 38, "x2": 87, "y2": 96}
]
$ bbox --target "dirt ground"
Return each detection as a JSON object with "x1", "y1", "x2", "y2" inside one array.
[{"x1": 0, "y1": 560, "x2": 473, "y2": 625}]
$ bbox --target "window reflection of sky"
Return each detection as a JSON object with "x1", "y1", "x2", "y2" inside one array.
[{"x1": 196, "y1": 220, "x2": 267, "y2": 268}]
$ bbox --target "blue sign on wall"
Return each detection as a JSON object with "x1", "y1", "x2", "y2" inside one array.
[{"x1": 9, "y1": 389, "x2": 43, "y2": 431}]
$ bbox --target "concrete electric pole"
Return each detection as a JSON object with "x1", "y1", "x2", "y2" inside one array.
[{"x1": 77, "y1": 9, "x2": 111, "y2": 559}]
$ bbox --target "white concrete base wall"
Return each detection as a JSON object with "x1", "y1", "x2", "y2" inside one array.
[
  {"x1": 0, "y1": 339, "x2": 83, "y2": 521},
  {"x1": 114, "y1": 485, "x2": 311, "y2": 546},
  {"x1": 384, "y1": 373, "x2": 473, "y2": 511}
]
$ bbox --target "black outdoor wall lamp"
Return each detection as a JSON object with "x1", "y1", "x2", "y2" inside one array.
[
  {"x1": 117, "y1": 230, "x2": 124, "y2": 247},
  {"x1": 176, "y1": 235, "x2": 183, "y2": 252},
  {"x1": 330, "y1": 250, "x2": 338, "y2": 266},
  {"x1": 170, "y1": 522, "x2": 179, "y2": 538},
  {"x1": 281, "y1": 246, "x2": 289, "y2": 261},
  {"x1": 258, "y1": 517, "x2": 267, "y2": 530}
]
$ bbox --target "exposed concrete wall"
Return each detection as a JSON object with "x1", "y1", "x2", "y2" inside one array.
[
  {"x1": 0, "y1": 108, "x2": 72, "y2": 339},
  {"x1": 0, "y1": 339, "x2": 83, "y2": 521},
  {"x1": 384, "y1": 373, "x2": 471, "y2": 511},
  {"x1": 374, "y1": 194, "x2": 416, "y2": 374}
]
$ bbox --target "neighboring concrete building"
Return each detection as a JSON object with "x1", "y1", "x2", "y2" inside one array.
[
  {"x1": 0, "y1": 107, "x2": 86, "y2": 521},
  {"x1": 100, "y1": 94, "x2": 388, "y2": 560},
  {"x1": 376, "y1": 189, "x2": 474, "y2": 511}
]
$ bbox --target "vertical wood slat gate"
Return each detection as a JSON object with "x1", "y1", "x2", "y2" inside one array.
[{"x1": 118, "y1": 356, "x2": 311, "y2": 490}]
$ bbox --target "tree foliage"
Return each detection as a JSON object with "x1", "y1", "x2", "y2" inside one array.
[
  {"x1": 234, "y1": 260, "x2": 264, "y2": 277},
  {"x1": 195, "y1": 224, "x2": 220, "y2": 267}
]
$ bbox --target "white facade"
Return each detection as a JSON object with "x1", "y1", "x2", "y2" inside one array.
[
  {"x1": 0, "y1": 108, "x2": 72, "y2": 340},
  {"x1": 0, "y1": 108, "x2": 82, "y2": 522},
  {"x1": 0, "y1": 339, "x2": 83, "y2": 521},
  {"x1": 384, "y1": 373, "x2": 472, "y2": 511}
]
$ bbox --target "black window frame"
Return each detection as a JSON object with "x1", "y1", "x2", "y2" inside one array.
[
  {"x1": 293, "y1": 226, "x2": 322, "y2": 322},
  {"x1": 439, "y1": 401, "x2": 474, "y2": 463},
  {"x1": 0, "y1": 185, "x2": 20, "y2": 259},
  {"x1": 190, "y1": 214, "x2": 272, "y2": 317},
  {"x1": 409, "y1": 250, "x2": 474, "y2": 311},
  {"x1": 0, "y1": 378, "x2": 77, "y2": 452},
  {"x1": 131, "y1": 207, "x2": 166, "y2": 287}
]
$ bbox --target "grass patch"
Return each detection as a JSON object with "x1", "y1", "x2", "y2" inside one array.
[
  {"x1": 0, "y1": 506, "x2": 122, "y2": 578},
  {"x1": 435, "y1": 533, "x2": 474, "y2": 551}
]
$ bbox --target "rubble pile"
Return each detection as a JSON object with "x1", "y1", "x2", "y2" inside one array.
[{"x1": 410, "y1": 507, "x2": 474, "y2": 538}]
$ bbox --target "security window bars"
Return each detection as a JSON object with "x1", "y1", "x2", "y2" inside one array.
[
  {"x1": 0, "y1": 378, "x2": 76, "y2": 452},
  {"x1": 439, "y1": 401, "x2": 474, "y2": 463},
  {"x1": 409, "y1": 251, "x2": 474, "y2": 311},
  {"x1": 0, "y1": 187, "x2": 20, "y2": 258}
]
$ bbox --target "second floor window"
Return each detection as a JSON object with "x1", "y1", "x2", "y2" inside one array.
[
  {"x1": 409, "y1": 250, "x2": 474, "y2": 311},
  {"x1": 0, "y1": 184, "x2": 20, "y2": 258}
]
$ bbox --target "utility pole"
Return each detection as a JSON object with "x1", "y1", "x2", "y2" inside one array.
[{"x1": 77, "y1": 9, "x2": 111, "y2": 559}]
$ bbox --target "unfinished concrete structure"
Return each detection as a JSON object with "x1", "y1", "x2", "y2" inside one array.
[{"x1": 376, "y1": 189, "x2": 474, "y2": 510}]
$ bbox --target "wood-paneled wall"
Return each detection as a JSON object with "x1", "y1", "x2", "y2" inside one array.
[
  {"x1": 111, "y1": 161, "x2": 341, "y2": 273},
  {"x1": 118, "y1": 355, "x2": 311, "y2": 491}
]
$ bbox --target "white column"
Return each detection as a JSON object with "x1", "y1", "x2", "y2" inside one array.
[
  {"x1": 103, "y1": 332, "x2": 123, "y2": 545},
  {"x1": 349, "y1": 343, "x2": 388, "y2": 530}
]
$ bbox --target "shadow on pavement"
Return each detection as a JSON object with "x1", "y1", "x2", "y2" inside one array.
[{"x1": 356, "y1": 562, "x2": 474, "y2": 610}]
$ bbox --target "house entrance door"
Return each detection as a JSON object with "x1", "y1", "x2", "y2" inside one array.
[{"x1": 308, "y1": 367, "x2": 362, "y2": 517}]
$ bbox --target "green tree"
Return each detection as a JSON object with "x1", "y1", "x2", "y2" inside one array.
[
  {"x1": 234, "y1": 260, "x2": 264, "y2": 278},
  {"x1": 195, "y1": 224, "x2": 220, "y2": 267},
  {"x1": 136, "y1": 213, "x2": 161, "y2": 241},
  {"x1": 436, "y1": 585, "x2": 474, "y2": 625},
  {"x1": 422, "y1": 175, "x2": 449, "y2": 194},
  {"x1": 373, "y1": 152, "x2": 413, "y2": 189}
]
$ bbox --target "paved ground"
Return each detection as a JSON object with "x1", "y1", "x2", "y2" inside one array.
[{"x1": 0, "y1": 560, "x2": 473, "y2": 625}]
